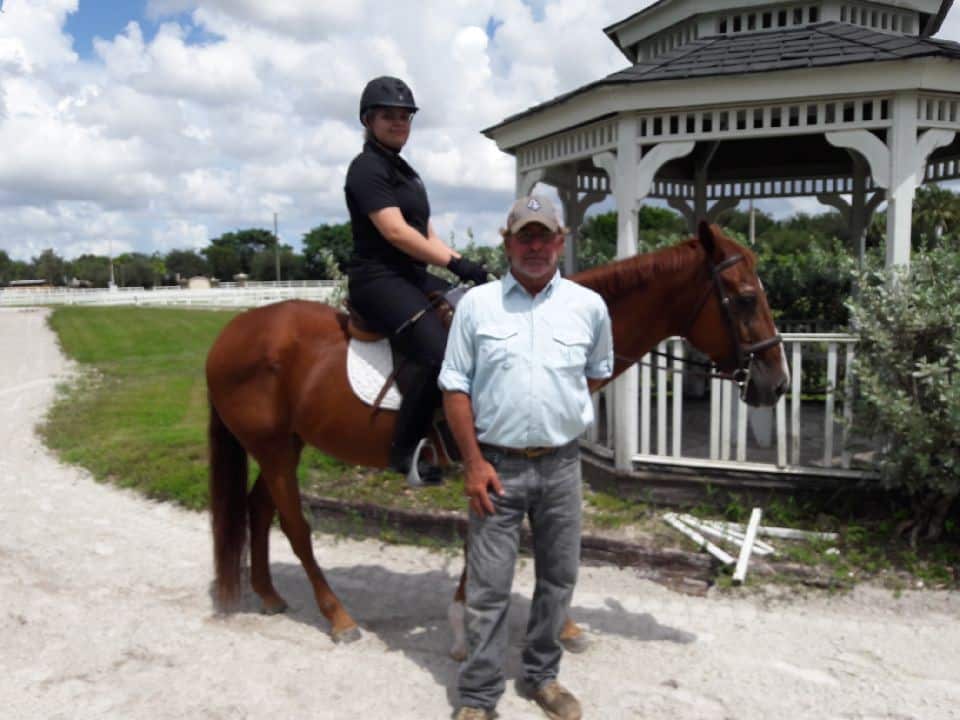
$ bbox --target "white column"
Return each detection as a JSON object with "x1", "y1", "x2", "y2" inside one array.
[
  {"x1": 850, "y1": 153, "x2": 867, "y2": 271},
  {"x1": 613, "y1": 116, "x2": 639, "y2": 470},
  {"x1": 886, "y1": 93, "x2": 918, "y2": 268}
]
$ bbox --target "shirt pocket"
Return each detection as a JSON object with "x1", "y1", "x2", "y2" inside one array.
[
  {"x1": 550, "y1": 329, "x2": 591, "y2": 371},
  {"x1": 477, "y1": 324, "x2": 519, "y2": 368}
]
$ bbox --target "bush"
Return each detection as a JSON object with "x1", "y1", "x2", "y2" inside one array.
[{"x1": 847, "y1": 247, "x2": 960, "y2": 539}]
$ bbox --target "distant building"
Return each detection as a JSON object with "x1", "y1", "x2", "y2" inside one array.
[{"x1": 6, "y1": 279, "x2": 53, "y2": 291}]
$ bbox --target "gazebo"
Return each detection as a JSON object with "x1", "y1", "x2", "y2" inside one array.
[{"x1": 483, "y1": 0, "x2": 960, "y2": 474}]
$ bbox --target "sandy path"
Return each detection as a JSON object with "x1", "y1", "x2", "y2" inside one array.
[{"x1": 1, "y1": 306, "x2": 959, "y2": 720}]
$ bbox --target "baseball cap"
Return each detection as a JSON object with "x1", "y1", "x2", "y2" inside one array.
[{"x1": 505, "y1": 195, "x2": 560, "y2": 234}]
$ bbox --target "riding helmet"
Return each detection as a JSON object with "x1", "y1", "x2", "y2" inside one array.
[{"x1": 359, "y1": 76, "x2": 418, "y2": 123}]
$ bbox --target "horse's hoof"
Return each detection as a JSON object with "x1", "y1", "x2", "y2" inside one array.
[
  {"x1": 561, "y1": 632, "x2": 591, "y2": 654},
  {"x1": 332, "y1": 625, "x2": 362, "y2": 644},
  {"x1": 260, "y1": 599, "x2": 288, "y2": 616}
]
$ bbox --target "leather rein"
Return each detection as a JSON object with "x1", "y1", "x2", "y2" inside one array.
[{"x1": 615, "y1": 251, "x2": 783, "y2": 400}]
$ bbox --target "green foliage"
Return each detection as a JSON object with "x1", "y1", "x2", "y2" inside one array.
[
  {"x1": 33, "y1": 248, "x2": 68, "y2": 286},
  {"x1": 848, "y1": 247, "x2": 960, "y2": 500},
  {"x1": 164, "y1": 249, "x2": 210, "y2": 282},
  {"x1": 68, "y1": 254, "x2": 112, "y2": 287},
  {"x1": 203, "y1": 228, "x2": 276, "y2": 280},
  {"x1": 249, "y1": 245, "x2": 306, "y2": 281},
  {"x1": 913, "y1": 184, "x2": 960, "y2": 251},
  {"x1": 0, "y1": 249, "x2": 32, "y2": 285},
  {"x1": 114, "y1": 252, "x2": 162, "y2": 288},
  {"x1": 302, "y1": 222, "x2": 353, "y2": 278}
]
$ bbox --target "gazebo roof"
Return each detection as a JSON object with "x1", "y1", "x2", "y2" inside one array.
[{"x1": 484, "y1": 22, "x2": 960, "y2": 135}]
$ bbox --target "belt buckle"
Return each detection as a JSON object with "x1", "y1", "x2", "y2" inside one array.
[{"x1": 524, "y1": 446, "x2": 550, "y2": 459}]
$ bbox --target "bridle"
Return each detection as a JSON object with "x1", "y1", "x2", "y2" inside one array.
[{"x1": 615, "y1": 250, "x2": 783, "y2": 400}]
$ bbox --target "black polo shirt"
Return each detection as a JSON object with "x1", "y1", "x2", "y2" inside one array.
[{"x1": 344, "y1": 140, "x2": 431, "y2": 273}]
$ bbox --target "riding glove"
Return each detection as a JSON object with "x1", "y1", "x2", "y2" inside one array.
[{"x1": 447, "y1": 256, "x2": 489, "y2": 285}]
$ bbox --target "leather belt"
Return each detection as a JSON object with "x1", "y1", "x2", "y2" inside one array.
[{"x1": 480, "y1": 443, "x2": 560, "y2": 459}]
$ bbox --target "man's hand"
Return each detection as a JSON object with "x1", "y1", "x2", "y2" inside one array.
[{"x1": 463, "y1": 457, "x2": 504, "y2": 517}]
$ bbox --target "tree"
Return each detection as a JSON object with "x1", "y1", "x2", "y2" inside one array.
[
  {"x1": 250, "y1": 246, "x2": 306, "y2": 281},
  {"x1": 114, "y1": 252, "x2": 159, "y2": 288},
  {"x1": 68, "y1": 254, "x2": 111, "y2": 287},
  {"x1": 913, "y1": 184, "x2": 960, "y2": 250},
  {"x1": 302, "y1": 223, "x2": 352, "y2": 278},
  {"x1": 32, "y1": 248, "x2": 67, "y2": 286},
  {"x1": 164, "y1": 249, "x2": 210, "y2": 282},
  {"x1": 203, "y1": 228, "x2": 277, "y2": 280}
]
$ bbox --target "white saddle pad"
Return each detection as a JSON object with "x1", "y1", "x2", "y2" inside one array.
[{"x1": 346, "y1": 338, "x2": 402, "y2": 410}]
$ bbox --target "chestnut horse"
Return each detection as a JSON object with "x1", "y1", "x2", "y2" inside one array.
[{"x1": 206, "y1": 222, "x2": 788, "y2": 644}]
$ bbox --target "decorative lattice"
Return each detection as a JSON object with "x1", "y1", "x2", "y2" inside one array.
[
  {"x1": 841, "y1": 3, "x2": 915, "y2": 33},
  {"x1": 517, "y1": 118, "x2": 618, "y2": 172},
  {"x1": 917, "y1": 94, "x2": 960, "y2": 129},
  {"x1": 716, "y1": 4, "x2": 820, "y2": 35},
  {"x1": 637, "y1": 96, "x2": 892, "y2": 142}
]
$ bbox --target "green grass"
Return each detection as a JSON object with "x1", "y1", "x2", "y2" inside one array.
[
  {"x1": 39, "y1": 307, "x2": 960, "y2": 589},
  {"x1": 43, "y1": 307, "x2": 249, "y2": 509}
]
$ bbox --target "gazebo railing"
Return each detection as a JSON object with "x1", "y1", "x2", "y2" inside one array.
[{"x1": 584, "y1": 332, "x2": 873, "y2": 478}]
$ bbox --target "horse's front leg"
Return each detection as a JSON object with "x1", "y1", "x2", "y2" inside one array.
[{"x1": 261, "y1": 441, "x2": 361, "y2": 643}]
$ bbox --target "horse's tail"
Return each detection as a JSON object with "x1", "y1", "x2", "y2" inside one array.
[{"x1": 208, "y1": 401, "x2": 248, "y2": 612}]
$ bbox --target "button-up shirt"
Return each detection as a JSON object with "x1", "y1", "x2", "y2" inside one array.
[{"x1": 438, "y1": 269, "x2": 613, "y2": 448}]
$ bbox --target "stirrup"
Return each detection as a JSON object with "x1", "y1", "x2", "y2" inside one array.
[{"x1": 406, "y1": 437, "x2": 443, "y2": 487}]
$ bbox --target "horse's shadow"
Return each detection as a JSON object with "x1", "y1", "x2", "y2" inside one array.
[{"x1": 210, "y1": 557, "x2": 696, "y2": 709}]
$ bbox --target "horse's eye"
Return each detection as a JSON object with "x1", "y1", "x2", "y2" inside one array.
[{"x1": 736, "y1": 294, "x2": 757, "y2": 313}]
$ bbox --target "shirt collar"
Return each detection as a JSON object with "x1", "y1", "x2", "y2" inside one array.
[
  {"x1": 364, "y1": 139, "x2": 401, "y2": 161},
  {"x1": 503, "y1": 268, "x2": 561, "y2": 299}
]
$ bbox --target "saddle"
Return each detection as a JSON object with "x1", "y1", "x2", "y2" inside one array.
[{"x1": 344, "y1": 286, "x2": 468, "y2": 466}]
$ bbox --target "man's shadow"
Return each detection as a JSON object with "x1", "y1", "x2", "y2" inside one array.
[{"x1": 209, "y1": 559, "x2": 696, "y2": 710}]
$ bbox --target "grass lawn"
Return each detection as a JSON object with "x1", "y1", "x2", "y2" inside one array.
[{"x1": 40, "y1": 306, "x2": 959, "y2": 589}]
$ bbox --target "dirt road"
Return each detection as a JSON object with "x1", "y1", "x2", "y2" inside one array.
[{"x1": 2, "y1": 307, "x2": 958, "y2": 719}]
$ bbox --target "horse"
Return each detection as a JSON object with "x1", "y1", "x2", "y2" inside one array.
[{"x1": 205, "y1": 221, "x2": 789, "y2": 646}]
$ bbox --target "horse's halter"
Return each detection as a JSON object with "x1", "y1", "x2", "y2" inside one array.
[
  {"x1": 616, "y1": 249, "x2": 783, "y2": 400},
  {"x1": 685, "y1": 252, "x2": 784, "y2": 395}
]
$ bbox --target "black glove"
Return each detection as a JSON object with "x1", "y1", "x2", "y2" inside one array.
[{"x1": 447, "y1": 256, "x2": 489, "y2": 285}]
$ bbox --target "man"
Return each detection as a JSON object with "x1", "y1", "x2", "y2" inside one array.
[{"x1": 439, "y1": 195, "x2": 613, "y2": 720}]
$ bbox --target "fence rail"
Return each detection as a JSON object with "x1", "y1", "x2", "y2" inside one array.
[
  {"x1": 584, "y1": 333, "x2": 872, "y2": 478},
  {"x1": 0, "y1": 283, "x2": 338, "y2": 308}
]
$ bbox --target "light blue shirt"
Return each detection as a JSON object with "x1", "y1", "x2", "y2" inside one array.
[{"x1": 438, "y1": 269, "x2": 613, "y2": 448}]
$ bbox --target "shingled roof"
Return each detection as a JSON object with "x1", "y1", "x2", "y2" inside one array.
[{"x1": 484, "y1": 22, "x2": 960, "y2": 134}]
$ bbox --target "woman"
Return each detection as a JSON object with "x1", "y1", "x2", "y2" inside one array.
[{"x1": 344, "y1": 76, "x2": 488, "y2": 483}]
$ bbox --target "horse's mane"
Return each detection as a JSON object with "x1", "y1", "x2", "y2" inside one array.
[
  {"x1": 572, "y1": 234, "x2": 757, "y2": 305},
  {"x1": 572, "y1": 238, "x2": 702, "y2": 304}
]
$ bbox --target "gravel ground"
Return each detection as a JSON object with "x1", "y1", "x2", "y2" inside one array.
[{"x1": 2, "y1": 306, "x2": 959, "y2": 720}]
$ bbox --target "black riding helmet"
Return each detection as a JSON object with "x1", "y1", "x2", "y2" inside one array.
[{"x1": 359, "y1": 76, "x2": 418, "y2": 124}]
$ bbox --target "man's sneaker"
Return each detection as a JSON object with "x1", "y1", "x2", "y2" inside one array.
[
  {"x1": 531, "y1": 681, "x2": 582, "y2": 720},
  {"x1": 454, "y1": 707, "x2": 493, "y2": 720}
]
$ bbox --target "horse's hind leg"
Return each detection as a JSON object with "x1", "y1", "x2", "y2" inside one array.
[
  {"x1": 249, "y1": 473, "x2": 288, "y2": 615},
  {"x1": 261, "y1": 439, "x2": 360, "y2": 643}
]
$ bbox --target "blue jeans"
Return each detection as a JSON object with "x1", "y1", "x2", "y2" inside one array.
[{"x1": 458, "y1": 440, "x2": 582, "y2": 710}]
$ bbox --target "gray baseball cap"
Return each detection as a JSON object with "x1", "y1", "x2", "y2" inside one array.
[{"x1": 505, "y1": 194, "x2": 560, "y2": 234}]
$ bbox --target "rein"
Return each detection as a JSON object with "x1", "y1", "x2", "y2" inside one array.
[{"x1": 614, "y1": 251, "x2": 783, "y2": 399}]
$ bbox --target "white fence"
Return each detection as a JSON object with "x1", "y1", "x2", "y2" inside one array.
[
  {"x1": 583, "y1": 333, "x2": 872, "y2": 478},
  {"x1": 0, "y1": 282, "x2": 339, "y2": 308}
]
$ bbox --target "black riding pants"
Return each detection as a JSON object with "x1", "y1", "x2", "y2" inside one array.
[{"x1": 348, "y1": 266, "x2": 450, "y2": 455}]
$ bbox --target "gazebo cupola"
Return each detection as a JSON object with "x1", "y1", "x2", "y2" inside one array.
[{"x1": 483, "y1": 0, "x2": 959, "y2": 469}]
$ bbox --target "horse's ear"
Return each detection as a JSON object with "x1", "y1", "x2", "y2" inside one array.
[{"x1": 697, "y1": 220, "x2": 716, "y2": 256}]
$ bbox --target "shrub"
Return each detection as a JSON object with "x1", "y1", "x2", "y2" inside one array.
[{"x1": 847, "y1": 247, "x2": 960, "y2": 540}]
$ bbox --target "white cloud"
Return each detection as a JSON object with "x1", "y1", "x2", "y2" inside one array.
[
  {"x1": 151, "y1": 218, "x2": 209, "y2": 251},
  {"x1": 1, "y1": 1, "x2": 958, "y2": 263}
]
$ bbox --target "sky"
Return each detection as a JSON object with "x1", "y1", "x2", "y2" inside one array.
[{"x1": 0, "y1": 0, "x2": 959, "y2": 261}]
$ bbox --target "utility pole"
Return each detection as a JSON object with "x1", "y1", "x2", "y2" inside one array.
[{"x1": 273, "y1": 212, "x2": 281, "y2": 282}]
